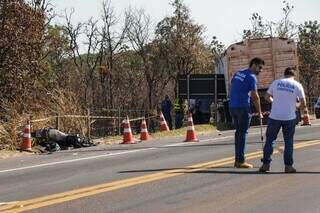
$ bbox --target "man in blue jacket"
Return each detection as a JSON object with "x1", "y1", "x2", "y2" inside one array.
[{"x1": 229, "y1": 57, "x2": 264, "y2": 168}]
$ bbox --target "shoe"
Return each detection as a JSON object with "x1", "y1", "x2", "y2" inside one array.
[
  {"x1": 259, "y1": 164, "x2": 270, "y2": 172},
  {"x1": 234, "y1": 162, "x2": 253, "y2": 168},
  {"x1": 285, "y1": 165, "x2": 296, "y2": 173}
]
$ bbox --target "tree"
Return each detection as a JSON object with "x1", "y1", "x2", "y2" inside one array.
[
  {"x1": 242, "y1": 1, "x2": 296, "y2": 40},
  {"x1": 243, "y1": 13, "x2": 269, "y2": 39},
  {"x1": 210, "y1": 36, "x2": 225, "y2": 65},
  {"x1": 99, "y1": 0, "x2": 130, "y2": 108},
  {"x1": 155, "y1": 0, "x2": 213, "y2": 96},
  {"x1": 298, "y1": 20, "x2": 320, "y2": 102},
  {"x1": 63, "y1": 10, "x2": 105, "y2": 108},
  {"x1": 276, "y1": 0, "x2": 296, "y2": 39},
  {"x1": 0, "y1": 0, "x2": 47, "y2": 113},
  {"x1": 127, "y1": 8, "x2": 166, "y2": 109},
  {"x1": 43, "y1": 25, "x2": 70, "y2": 89}
]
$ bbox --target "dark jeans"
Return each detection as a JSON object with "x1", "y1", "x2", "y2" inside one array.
[
  {"x1": 175, "y1": 112, "x2": 184, "y2": 129},
  {"x1": 163, "y1": 113, "x2": 172, "y2": 130},
  {"x1": 261, "y1": 118, "x2": 296, "y2": 166},
  {"x1": 316, "y1": 108, "x2": 320, "y2": 119},
  {"x1": 229, "y1": 107, "x2": 251, "y2": 163}
]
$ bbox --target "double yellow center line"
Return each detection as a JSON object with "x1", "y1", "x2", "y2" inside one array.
[{"x1": 1, "y1": 139, "x2": 320, "y2": 213}]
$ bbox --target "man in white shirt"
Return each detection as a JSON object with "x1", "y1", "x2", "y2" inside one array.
[{"x1": 259, "y1": 67, "x2": 309, "y2": 173}]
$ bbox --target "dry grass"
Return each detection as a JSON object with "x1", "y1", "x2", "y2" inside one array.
[
  {"x1": 0, "y1": 100, "x2": 28, "y2": 150},
  {"x1": 95, "y1": 124, "x2": 217, "y2": 145},
  {"x1": 151, "y1": 124, "x2": 216, "y2": 139}
]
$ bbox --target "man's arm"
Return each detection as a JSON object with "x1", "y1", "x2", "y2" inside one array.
[
  {"x1": 251, "y1": 90, "x2": 263, "y2": 118},
  {"x1": 297, "y1": 83, "x2": 308, "y2": 115},
  {"x1": 264, "y1": 93, "x2": 273, "y2": 103},
  {"x1": 299, "y1": 97, "x2": 308, "y2": 114}
]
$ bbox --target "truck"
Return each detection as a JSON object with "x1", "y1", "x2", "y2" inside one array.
[{"x1": 216, "y1": 37, "x2": 299, "y2": 123}]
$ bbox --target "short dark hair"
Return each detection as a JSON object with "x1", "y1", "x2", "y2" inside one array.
[
  {"x1": 249, "y1": 57, "x2": 265, "y2": 67},
  {"x1": 284, "y1": 67, "x2": 295, "y2": 76}
]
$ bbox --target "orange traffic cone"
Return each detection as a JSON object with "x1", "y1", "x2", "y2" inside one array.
[
  {"x1": 140, "y1": 118, "x2": 150, "y2": 141},
  {"x1": 301, "y1": 113, "x2": 311, "y2": 126},
  {"x1": 184, "y1": 112, "x2": 199, "y2": 142},
  {"x1": 159, "y1": 112, "x2": 170, "y2": 132},
  {"x1": 21, "y1": 120, "x2": 32, "y2": 151},
  {"x1": 121, "y1": 116, "x2": 135, "y2": 144}
]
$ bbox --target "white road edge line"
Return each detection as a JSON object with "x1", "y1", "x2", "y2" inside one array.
[
  {"x1": 0, "y1": 148, "x2": 156, "y2": 174},
  {"x1": 165, "y1": 136, "x2": 234, "y2": 147}
]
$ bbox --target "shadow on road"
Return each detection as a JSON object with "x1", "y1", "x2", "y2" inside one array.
[{"x1": 119, "y1": 167, "x2": 320, "y2": 175}]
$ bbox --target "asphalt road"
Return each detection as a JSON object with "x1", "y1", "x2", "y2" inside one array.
[{"x1": 0, "y1": 120, "x2": 320, "y2": 213}]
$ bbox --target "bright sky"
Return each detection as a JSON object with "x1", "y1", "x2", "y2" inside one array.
[{"x1": 52, "y1": 0, "x2": 320, "y2": 46}]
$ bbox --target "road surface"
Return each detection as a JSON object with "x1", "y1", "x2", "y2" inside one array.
[{"x1": 0, "y1": 120, "x2": 320, "y2": 213}]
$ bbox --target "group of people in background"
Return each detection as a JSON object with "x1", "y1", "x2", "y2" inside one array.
[
  {"x1": 160, "y1": 95, "x2": 186, "y2": 130},
  {"x1": 160, "y1": 95, "x2": 208, "y2": 130}
]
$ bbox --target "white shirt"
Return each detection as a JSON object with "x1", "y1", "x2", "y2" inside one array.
[{"x1": 267, "y1": 78, "x2": 305, "y2": 120}]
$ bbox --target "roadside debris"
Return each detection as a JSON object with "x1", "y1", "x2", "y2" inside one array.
[{"x1": 32, "y1": 128, "x2": 95, "y2": 152}]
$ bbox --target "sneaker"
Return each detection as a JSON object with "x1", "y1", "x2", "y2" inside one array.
[
  {"x1": 234, "y1": 162, "x2": 253, "y2": 168},
  {"x1": 285, "y1": 165, "x2": 296, "y2": 173},
  {"x1": 258, "y1": 164, "x2": 270, "y2": 173}
]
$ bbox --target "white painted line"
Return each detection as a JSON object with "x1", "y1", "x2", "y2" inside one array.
[
  {"x1": 201, "y1": 136, "x2": 233, "y2": 142},
  {"x1": 0, "y1": 148, "x2": 156, "y2": 174},
  {"x1": 164, "y1": 136, "x2": 234, "y2": 147},
  {"x1": 165, "y1": 142, "x2": 186, "y2": 147}
]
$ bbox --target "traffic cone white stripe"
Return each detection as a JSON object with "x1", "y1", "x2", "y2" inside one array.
[
  {"x1": 123, "y1": 128, "x2": 132, "y2": 133},
  {"x1": 187, "y1": 126, "x2": 195, "y2": 131},
  {"x1": 23, "y1": 133, "x2": 31, "y2": 138},
  {"x1": 141, "y1": 128, "x2": 148, "y2": 133}
]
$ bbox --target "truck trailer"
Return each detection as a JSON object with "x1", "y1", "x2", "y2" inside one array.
[{"x1": 216, "y1": 37, "x2": 299, "y2": 123}]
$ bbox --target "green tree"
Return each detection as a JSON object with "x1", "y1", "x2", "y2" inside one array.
[
  {"x1": 298, "y1": 20, "x2": 320, "y2": 102},
  {"x1": 155, "y1": 0, "x2": 213, "y2": 96}
]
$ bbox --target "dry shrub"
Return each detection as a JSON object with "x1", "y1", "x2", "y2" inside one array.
[
  {"x1": 53, "y1": 89, "x2": 87, "y2": 136},
  {"x1": 0, "y1": 100, "x2": 30, "y2": 150}
]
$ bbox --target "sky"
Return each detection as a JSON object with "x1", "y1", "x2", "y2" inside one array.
[{"x1": 51, "y1": 0, "x2": 320, "y2": 47}]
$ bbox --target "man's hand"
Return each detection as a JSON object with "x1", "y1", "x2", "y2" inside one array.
[{"x1": 251, "y1": 90, "x2": 262, "y2": 116}]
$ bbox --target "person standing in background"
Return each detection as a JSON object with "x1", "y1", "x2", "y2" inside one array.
[{"x1": 174, "y1": 97, "x2": 184, "y2": 129}]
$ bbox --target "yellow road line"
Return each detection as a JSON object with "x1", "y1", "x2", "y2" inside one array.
[{"x1": 1, "y1": 139, "x2": 319, "y2": 213}]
